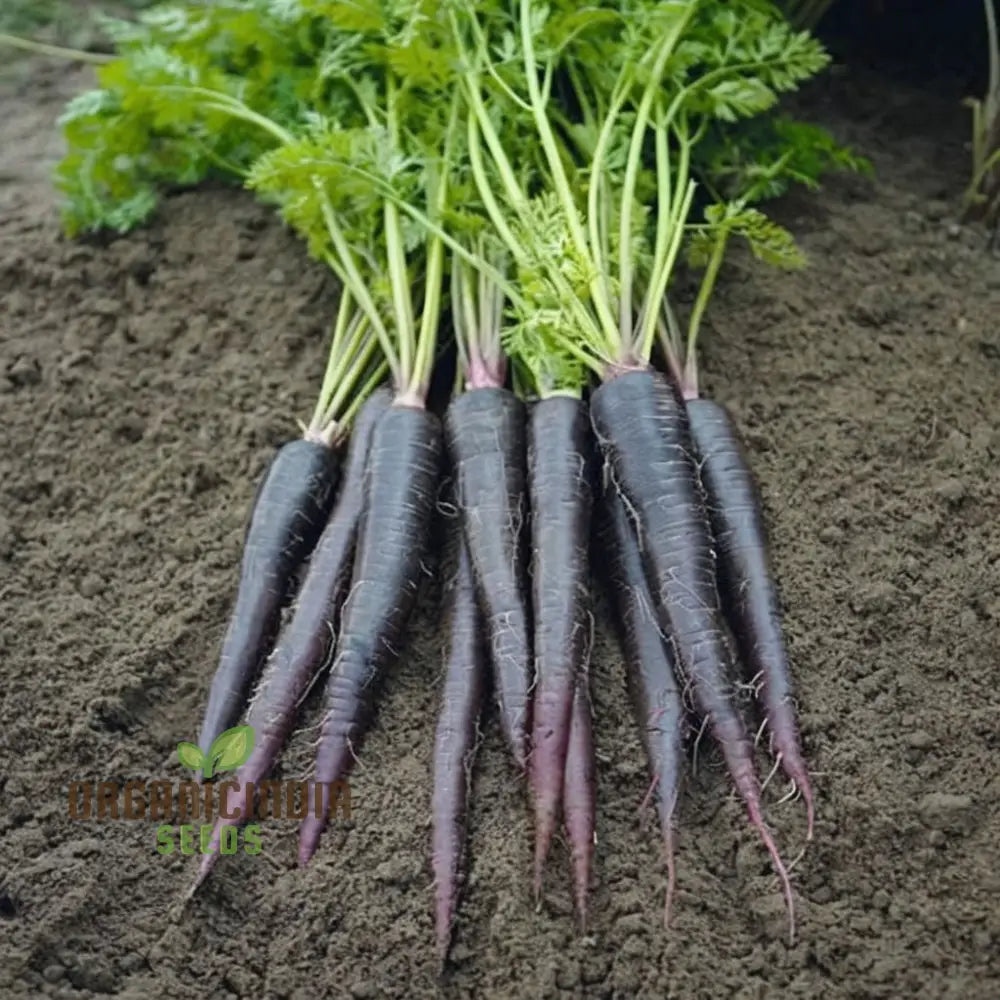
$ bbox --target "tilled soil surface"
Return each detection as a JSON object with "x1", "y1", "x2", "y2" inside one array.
[{"x1": 1, "y1": 53, "x2": 999, "y2": 1000}]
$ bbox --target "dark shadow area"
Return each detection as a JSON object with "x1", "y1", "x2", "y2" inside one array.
[{"x1": 817, "y1": 0, "x2": 989, "y2": 94}]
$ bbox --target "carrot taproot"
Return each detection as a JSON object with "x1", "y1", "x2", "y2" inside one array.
[
  {"x1": 197, "y1": 438, "x2": 340, "y2": 763},
  {"x1": 298, "y1": 403, "x2": 442, "y2": 865},
  {"x1": 190, "y1": 387, "x2": 390, "y2": 889},
  {"x1": 527, "y1": 395, "x2": 593, "y2": 896},
  {"x1": 444, "y1": 388, "x2": 531, "y2": 770},
  {"x1": 590, "y1": 367, "x2": 795, "y2": 942},
  {"x1": 598, "y1": 478, "x2": 685, "y2": 926},
  {"x1": 431, "y1": 531, "x2": 487, "y2": 965},
  {"x1": 685, "y1": 397, "x2": 815, "y2": 840},
  {"x1": 562, "y1": 666, "x2": 594, "y2": 930}
]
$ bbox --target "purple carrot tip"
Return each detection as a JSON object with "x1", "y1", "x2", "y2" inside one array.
[
  {"x1": 779, "y1": 750, "x2": 816, "y2": 843},
  {"x1": 747, "y1": 803, "x2": 796, "y2": 945},
  {"x1": 804, "y1": 784, "x2": 816, "y2": 844},
  {"x1": 532, "y1": 844, "x2": 546, "y2": 906},
  {"x1": 435, "y1": 929, "x2": 451, "y2": 971},
  {"x1": 662, "y1": 826, "x2": 677, "y2": 930},
  {"x1": 500, "y1": 719, "x2": 528, "y2": 772},
  {"x1": 531, "y1": 788, "x2": 559, "y2": 902},
  {"x1": 532, "y1": 825, "x2": 554, "y2": 903},
  {"x1": 186, "y1": 848, "x2": 218, "y2": 899},
  {"x1": 298, "y1": 816, "x2": 323, "y2": 867},
  {"x1": 434, "y1": 877, "x2": 455, "y2": 967},
  {"x1": 568, "y1": 823, "x2": 592, "y2": 932}
]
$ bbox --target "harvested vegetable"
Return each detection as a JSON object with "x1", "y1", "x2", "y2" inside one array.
[
  {"x1": 598, "y1": 481, "x2": 685, "y2": 926},
  {"x1": 193, "y1": 385, "x2": 391, "y2": 889},
  {"x1": 198, "y1": 290, "x2": 380, "y2": 766},
  {"x1": 454, "y1": 0, "x2": 831, "y2": 939},
  {"x1": 658, "y1": 202, "x2": 819, "y2": 843},
  {"x1": 593, "y1": 370, "x2": 797, "y2": 942},
  {"x1": 36, "y1": 0, "x2": 859, "y2": 947},
  {"x1": 444, "y1": 251, "x2": 532, "y2": 771},
  {"x1": 198, "y1": 437, "x2": 338, "y2": 764},
  {"x1": 295, "y1": 37, "x2": 457, "y2": 865},
  {"x1": 685, "y1": 399, "x2": 815, "y2": 837},
  {"x1": 525, "y1": 395, "x2": 594, "y2": 896},
  {"x1": 300, "y1": 400, "x2": 442, "y2": 863},
  {"x1": 562, "y1": 660, "x2": 595, "y2": 929},
  {"x1": 431, "y1": 530, "x2": 488, "y2": 965}
]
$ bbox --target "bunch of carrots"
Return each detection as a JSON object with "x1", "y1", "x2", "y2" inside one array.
[{"x1": 38, "y1": 0, "x2": 866, "y2": 964}]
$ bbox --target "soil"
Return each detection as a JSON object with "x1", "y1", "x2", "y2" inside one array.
[{"x1": 2, "y1": 48, "x2": 1000, "y2": 1000}]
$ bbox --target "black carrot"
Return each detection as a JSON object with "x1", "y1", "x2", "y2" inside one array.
[
  {"x1": 445, "y1": 388, "x2": 531, "y2": 770},
  {"x1": 527, "y1": 395, "x2": 593, "y2": 896},
  {"x1": 196, "y1": 288, "x2": 383, "y2": 764},
  {"x1": 599, "y1": 478, "x2": 685, "y2": 926},
  {"x1": 192, "y1": 387, "x2": 390, "y2": 888},
  {"x1": 198, "y1": 438, "x2": 339, "y2": 761},
  {"x1": 685, "y1": 398, "x2": 815, "y2": 839},
  {"x1": 445, "y1": 249, "x2": 532, "y2": 771},
  {"x1": 298, "y1": 405, "x2": 441, "y2": 864},
  {"x1": 431, "y1": 531, "x2": 487, "y2": 965},
  {"x1": 590, "y1": 369, "x2": 795, "y2": 939}
]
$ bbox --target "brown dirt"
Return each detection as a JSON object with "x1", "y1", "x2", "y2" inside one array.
[{"x1": 2, "y1": 52, "x2": 1000, "y2": 1000}]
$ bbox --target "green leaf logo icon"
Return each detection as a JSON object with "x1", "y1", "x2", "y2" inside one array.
[
  {"x1": 204, "y1": 725, "x2": 255, "y2": 778},
  {"x1": 177, "y1": 741, "x2": 205, "y2": 772}
]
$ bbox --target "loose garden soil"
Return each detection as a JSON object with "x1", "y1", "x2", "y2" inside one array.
[{"x1": 1, "y1": 48, "x2": 999, "y2": 1000}]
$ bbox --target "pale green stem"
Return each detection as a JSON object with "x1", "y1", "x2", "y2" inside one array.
[
  {"x1": 408, "y1": 227, "x2": 445, "y2": 397},
  {"x1": 465, "y1": 9, "x2": 534, "y2": 113},
  {"x1": 317, "y1": 191, "x2": 400, "y2": 383},
  {"x1": 519, "y1": 0, "x2": 620, "y2": 350},
  {"x1": 617, "y1": 10, "x2": 695, "y2": 341},
  {"x1": 649, "y1": 99, "x2": 673, "y2": 302},
  {"x1": 464, "y1": 89, "x2": 605, "y2": 358},
  {"x1": 305, "y1": 143, "x2": 524, "y2": 307},
  {"x1": 987, "y1": 0, "x2": 999, "y2": 102},
  {"x1": 450, "y1": 252, "x2": 474, "y2": 376},
  {"x1": 0, "y1": 32, "x2": 112, "y2": 64},
  {"x1": 656, "y1": 298, "x2": 686, "y2": 388},
  {"x1": 150, "y1": 87, "x2": 296, "y2": 145},
  {"x1": 586, "y1": 68, "x2": 635, "y2": 298},
  {"x1": 681, "y1": 228, "x2": 730, "y2": 397},
  {"x1": 331, "y1": 361, "x2": 389, "y2": 443},
  {"x1": 408, "y1": 99, "x2": 460, "y2": 397},
  {"x1": 318, "y1": 311, "x2": 381, "y2": 431},
  {"x1": 464, "y1": 103, "x2": 531, "y2": 267},
  {"x1": 637, "y1": 162, "x2": 696, "y2": 364},
  {"x1": 310, "y1": 290, "x2": 358, "y2": 430},
  {"x1": 383, "y1": 78, "x2": 415, "y2": 386},
  {"x1": 636, "y1": 111, "x2": 697, "y2": 360},
  {"x1": 481, "y1": 242, "x2": 506, "y2": 369}
]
